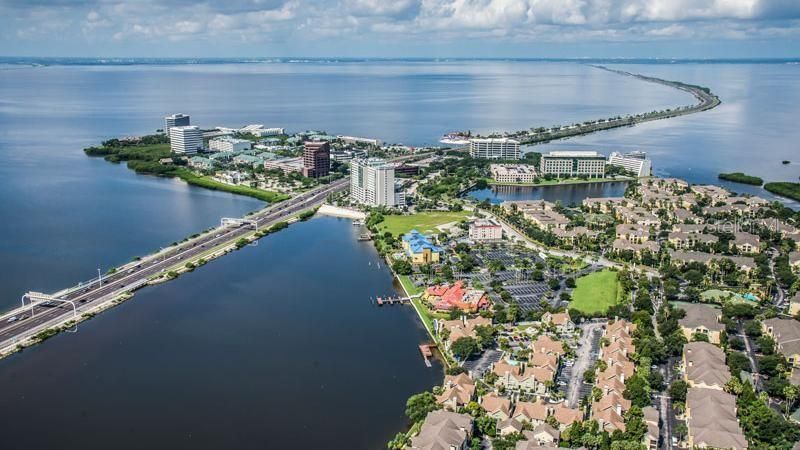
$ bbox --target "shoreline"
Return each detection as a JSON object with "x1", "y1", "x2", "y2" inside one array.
[
  {"x1": 488, "y1": 176, "x2": 634, "y2": 187},
  {"x1": 466, "y1": 65, "x2": 721, "y2": 146},
  {"x1": 0, "y1": 181, "x2": 342, "y2": 360}
]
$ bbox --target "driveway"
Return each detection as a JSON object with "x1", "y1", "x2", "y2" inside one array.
[{"x1": 565, "y1": 321, "x2": 604, "y2": 407}]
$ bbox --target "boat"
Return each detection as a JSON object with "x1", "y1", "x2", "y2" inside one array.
[{"x1": 439, "y1": 132, "x2": 471, "y2": 146}]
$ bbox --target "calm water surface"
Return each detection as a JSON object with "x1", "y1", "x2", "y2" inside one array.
[
  {"x1": 469, "y1": 182, "x2": 629, "y2": 205},
  {"x1": 0, "y1": 217, "x2": 441, "y2": 449}
]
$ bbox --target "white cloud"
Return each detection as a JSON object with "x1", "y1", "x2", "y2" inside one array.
[{"x1": 3, "y1": 0, "x2": 800, "y2": 50}]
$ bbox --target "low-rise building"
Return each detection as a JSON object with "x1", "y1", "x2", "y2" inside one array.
[
  {"x1": 790, "y1": 252, "x2": 800, "y2": 275},
  {"x1": 264, "y1": 157, "x2": 304, "y2": 174},
  {"x1": 762, "y1": 318, "x2": 800, "y2": 367},
  {"x1": 436, "y1": 373, "x2": 476, "y2": 410},
  {"x1": 642, "y1": 406, "x2": 660, "y2": 450},
  {"x1": 402, "y1": 230, "x2": 442, "y2": 265},
  {"x1": 490, "y1": 164, "x2": 537, "y2": 183},
  {"x1": 789, "y1": 292, "x2": 800, "y2": 316},
  {"x1": 669, "y1": 250, "x2": 756, "y2": 274},
  {"x1": 208, "y1": 136, "x2": 252, "y2": 152},
  {"x1": 582, "y1": 196, "x2": 628, "y2": 213},
  {"x1": 611, "y1": 239, "x2": 660, "y2": 257},
  {"x1": 188, "y1": 156, "x2": 214, "y2": 170},
  {"x1": 469, "y1": 219, "x2": 503, "y2": 241},
  {"x1": 616, "y1": 224, "x2": 650, "y2": 243},
  {"x1": 683, "y1": 341, "x2": 731, "y2": 389},
  {"x1": 668, "y1": 231, "x2": 718, "y2": 249},
  {"x1": 541, "y1": 311, "x2": 574, "y2": 334},
  {"x1": 525, "y1": 209, "x2": 570, "y2": 231},
  {"x1": 424, "y1": 280, "x2": 490, "y2": 313},
  {"x1": 480, "y1": 393, "x2": 511, "y2": 421},
  {"x1": 685, "y1": 387, "x2": 747, "y2": 450},
  {"x1": 409, "y1": 410, "x2": 473, "y2": 450},
  {"x1": 492, "y1": 360, "x2": 553, "y2": 395},
  {"x1": 678, "y1": 303, "x2": 724, "y2": 344},
  {"x1": 732, "y1": 232, "x2": 761, "y2": 254},
  {"x1": 511, "y1": 398, "x2": 549, "y2": 426}
]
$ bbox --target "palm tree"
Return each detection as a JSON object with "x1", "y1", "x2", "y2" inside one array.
[{"x1": 784, "y1": 385, "x2": 798, "y2": 417}]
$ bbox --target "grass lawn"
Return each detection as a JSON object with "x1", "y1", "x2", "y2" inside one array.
[
  {"x1": 378, "y1": 211, "x2": 470, "y2": 236},
  {"x1": 569, "y1": 269, "x2": 621, "y2": 314},
  {"x1": 397, "y1": 275, "x2": 436, "y2": 338}
]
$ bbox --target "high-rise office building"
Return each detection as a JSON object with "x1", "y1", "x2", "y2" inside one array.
[
  {"x1": 169, "y1": 126, "x2": 203, "y2": 155},
  {"x1": 540, "y1": 151, "x2": 606, "y2": 178},
  {"x1": 164, "y1": 114, "x2": 190, "y2": 134},
  {"x1": 468, "y1": 138, "x2": 520, "y2": 159},
  {"x1": 302, "y1": 141, "x2": 330, "y2": 178},
  {"x1": 607, "y1": 151, "x2": 652, "y2": 177},
  {"x1": 350, "y1": 158, "x2": 404, "y2": 207}
]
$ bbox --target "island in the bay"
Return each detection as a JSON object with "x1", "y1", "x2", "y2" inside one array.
[{"x1": 3, "y1": 70, "x2": 800, "y2": 450}]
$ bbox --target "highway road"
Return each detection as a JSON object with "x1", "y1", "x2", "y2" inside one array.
[{"x1": 0, "y1": 178, "x2": 350, "y2": 351}]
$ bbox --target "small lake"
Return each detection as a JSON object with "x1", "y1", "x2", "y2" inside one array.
[{"x1": 468, "y1": 181, "x2": 629, "y2": 205}]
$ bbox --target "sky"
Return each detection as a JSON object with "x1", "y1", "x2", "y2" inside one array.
[{"x1": 1, "y1": 0, "x2": 800, "y2": 58}]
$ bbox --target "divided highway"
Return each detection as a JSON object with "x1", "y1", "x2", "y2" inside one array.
[{"x1": 0, "y1": 178, "x2": 350, "y2": 353}]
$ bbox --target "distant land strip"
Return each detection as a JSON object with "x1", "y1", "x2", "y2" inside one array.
[{"x1": 477, "y1": 65, "x2": 721, "y2": 146}]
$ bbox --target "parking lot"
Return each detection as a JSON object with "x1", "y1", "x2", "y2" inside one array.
[
  {"x1": 559, "y1": 321, "x2": 605, "y2": 407},
  {"x1": 462, "y1": 349, "x2": 503, "y2": 378},
  {"x1": 503, "y1": 282, "x2": 555, "y2": 311},
  {"x1": 470, "y1": 247, "x2": 543, "y2": 269}
]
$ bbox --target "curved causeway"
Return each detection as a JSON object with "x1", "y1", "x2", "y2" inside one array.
[{"x1": 494, "y1": 65, "x2": 721, "y2": 146}]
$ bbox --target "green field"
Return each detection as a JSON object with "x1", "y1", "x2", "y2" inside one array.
[
  {"x1": 569, "y1": 269, "x2": 621, "y2": 314},
  {"x1": 377, "y1": 211, "x2": 470, "y2": 236}
]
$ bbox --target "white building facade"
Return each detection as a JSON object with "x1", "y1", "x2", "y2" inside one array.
[
  {"x1": 490, "y1": 164, "x2": 538, "y2": 183},
  {"x1": 469, "y1": 219, "x2": 503, "y2": 241},
  {"x1": 469, "y1": 138, "x2": 520, "y2": 160},
  {"x1": 169, "y1": 126, "x2": 203, "y2": 155},
  {"x1": 208, "y1": 137, "x2": 252, "y2": 152},
  {"x1": 540, "y1": 151, "x2": 606, "y2": 178},
  {"x1": 350, "y1": 158, "x2": 404, "y2": 207},
  {"x1": 607, "y1": 152, "x2": 652, "y2": 177}
]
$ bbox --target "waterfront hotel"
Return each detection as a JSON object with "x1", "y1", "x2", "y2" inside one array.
[
  {"x1": 540, "y1": 151, "x2": 606, "y2": 178},
  {"x1": 350, "y1": 157, "x2": 405, "y2": 207},
  {"x1": 468, "y1": 138, "x2": 520, "y2": 160}
]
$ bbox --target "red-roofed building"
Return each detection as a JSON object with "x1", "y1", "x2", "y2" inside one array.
[{"x1": 424, "y1": 281, "x2": 490, "y2": 313}]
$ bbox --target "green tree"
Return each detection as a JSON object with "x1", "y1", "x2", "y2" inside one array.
[
  {"x1": 405, "y1": 392, "x2": 438, "y2": 423},
  {"x1": 392, "y1": 260, "x2": 412, "y2": 275},
  {"x1": 451, "y1": 337, "x2": 479, "y2": 360},
  {"x1": 668, "y1": 380, "x2": 688, "y2": 403}
]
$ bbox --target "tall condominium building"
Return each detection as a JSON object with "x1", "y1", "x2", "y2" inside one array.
[
  {"x1": 607, "y1": 151, "x2": 652, "y2": 177},
  {"x1": 208, "y1": 137, "x2": 252, "y2": 153},
  {"x1": 302, "y1": 141, "x2": 330, "y2": 178},
  {"x1": 468, "y1": 138, "x2": 520, "y2": 159},
  {"x1": 169, "y1": 126, "x2": 203, "y2": 155},
  {"x1": 540, "y1": 151, "x2": 606, "y2": 178},
  {"x1": 350, "y1": 158, "x2": 405, "y2": 207},
  {"x1": 164, "y1": 114, "x2": 190, "y2": 134}
]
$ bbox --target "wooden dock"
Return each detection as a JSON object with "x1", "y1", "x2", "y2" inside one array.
[
  {"x1": 375, "y1": 296, "x2": 410, "y2": 306},
  {"x1": 419, "y1": 344, "x2": 436, "y2": 367}
]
